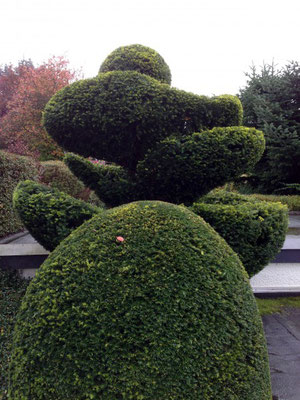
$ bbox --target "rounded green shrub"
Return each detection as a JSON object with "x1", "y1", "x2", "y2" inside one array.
[
  {"x1": 9, "y1": 201, "x2": 271, "y2": 399},
  {"x1": 43, "y1": 70, "x2": 243, "y2": 172},
  {"x1": 13, "y1": 180, "x2": 101, "y2": 251},
  {"x1": 0, "y1": 151, "x2": 39, "y2": 238},
  {"x1": 99, "y1": 44, "x2": 172, "y2": 84},
  {"x1": 191, "y1": 190, "x2": 288, "y2": 276}
]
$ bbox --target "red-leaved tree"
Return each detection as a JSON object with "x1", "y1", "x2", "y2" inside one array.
[{"x1": 0, "y1": 57, "x2": 78, "y2": 160}]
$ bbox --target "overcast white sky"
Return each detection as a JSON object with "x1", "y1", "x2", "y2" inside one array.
[{"x1": 0, "y1": 0, "x2": 299, "y2": 96}]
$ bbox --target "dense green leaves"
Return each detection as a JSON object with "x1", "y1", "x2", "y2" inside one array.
[
  {"x1": 0, "y1": 151, "x2": 39, "y2": 238},
  {"x1": 9, "y1": 201, "x2": 271, "y2": 399},
  {"x1": 99, "y1": 44, "x2": 172, "y2": 84},
  {"x1": 64, "y1": 125, "x2": 264, "y2": 207},
  {"x1": 64, "y1": 153, "x2": 136, "y2": 207},
  {"x1": 239, "y1": 61, "x2": 300, "y2": 192},
  {"x1": 136, "y1": 127, "x2": 265, "y2": 204},
  {"x1": 191, "y1": 190, "x2": 288, "y2": 277},
  {"x1": 44, "y1": 70, "x2": 243, "y2": 172},
  {"x1": 13, "y1": 181, "x2": 101, "y2": 251}
]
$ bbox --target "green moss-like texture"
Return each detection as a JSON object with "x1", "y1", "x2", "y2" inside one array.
[
  {"x1": 191, "y1": 190, "x2": 288, "y2": 277},
  {"x1": 99, "y1": 44, "x2": 172, "y2": 84},
  {"x1": 0, "y1": 151, "x2": 39, "y2": 239},
  {"x1": 9, "y1": 202, "x2": 271, "y2": 400},
  {"x1": 13, "y1": 181, "x2": 101, "y2": 251}
]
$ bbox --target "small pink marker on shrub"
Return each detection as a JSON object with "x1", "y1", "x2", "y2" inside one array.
[{"x1": 116, "y1": 236, "x2": 125, "y2": 243}]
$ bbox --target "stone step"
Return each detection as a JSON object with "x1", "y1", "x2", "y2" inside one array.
[{"x1": 251, "y1": 263, "x2": 300, "y2": 296}]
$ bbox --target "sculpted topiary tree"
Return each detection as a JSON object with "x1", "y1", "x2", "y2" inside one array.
[
  {"x1": 10, "y1": 44, "x2": 285, "y2": 399},
  {"x1": 14, "y1": 44, "x2": 287, "y2": 275}
]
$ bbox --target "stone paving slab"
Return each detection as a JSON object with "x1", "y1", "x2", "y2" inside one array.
[{"x1": 263, "y1": 308, "x2": 300, "y2": 400}]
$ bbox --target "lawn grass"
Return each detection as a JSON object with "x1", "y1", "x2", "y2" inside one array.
[{"x1": 256, "y1": 296, "x2": 300, "y2": 315}]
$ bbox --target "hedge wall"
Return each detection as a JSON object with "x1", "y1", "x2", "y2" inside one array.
[
  {"x1": 9, "y1": 201, "x2": 271, "y2": 399},
  {"x1": 0, "y1": 151, "x2": 39, "y2": 239}
]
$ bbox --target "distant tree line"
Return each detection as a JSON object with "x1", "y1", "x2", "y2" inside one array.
[
  {"x1": 0, "y1": 57, "x2": 78, "y2": 161},
  {"x1": 239, "y1": 61, "x2": 300, "y2": 193}
]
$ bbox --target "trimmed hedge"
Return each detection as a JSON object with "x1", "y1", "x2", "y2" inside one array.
[
  {"x1": 248, "y1": 193, "x2": 300, "y2": 212},
  {"x1": 99, "y1": 44, "x2": 172, "y2": 85},
  {"x1": 191, "y1": 190, "x2": 288, "y2": 277},
  {"x1": 136, "y1": 127, "x2": 265, "y2": 204},
  {"x1": 0, "y1": 151, "x2": 39, "y2": 239},
  {"x1": 13, "y1": 180, "x2": 101, "y2": 251},
  {"x1": 43, "y1": 70, "x2": 243, "y2": 172},
  {"x1": 40, "y1": 160, "x2": 104, "y2": 207},
  {"x1": 9, "y1": 201, "x2": 271, "y2": 399},
  {"x1": 64, "y1": 124, "x2": 265, "y2": 207},
  {"x1": 64, "y1": 153, "x2": 136, "y2": 207}
]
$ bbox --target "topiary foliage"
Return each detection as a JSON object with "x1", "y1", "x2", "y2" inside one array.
[
  {"x1": 43, "y1": 70, "x2": 243, "y2": 173},
  {"x1": 13, "y1": 180, "x2": 101, "y2": 251},
  {"x1": 99, "y1": 44, "x2": 172, "y2": 84},
  {"x1": 64, "y1": 125, "x2": 264, "y2": 206},
  {"x1": 9, "y1": 201, "x2": 272, "y2": 400},
  {"x1": 64, "y1": 152, "x2": 136, "y2": 207},
  {"x1": 191, "y1": 190, "x2": 288, "y2": 277},
  {"x1": 136, "y1": 127, "x2": 265, "y2": 204}
]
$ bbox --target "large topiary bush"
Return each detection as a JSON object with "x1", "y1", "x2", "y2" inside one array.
[
  {"x1": 9, "y1": 201, "x2": 272, "y2": 399},
  {"x1": 0, "y1": 151, "x2": 39, "y2": 238},
  {"x1": 191, "y1": 190, "x2": 288, "y2": 276}
]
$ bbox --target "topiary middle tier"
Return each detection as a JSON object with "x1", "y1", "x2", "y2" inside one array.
[{"x1": 9, "y1": 201, "x2": 271, "y2": 400}]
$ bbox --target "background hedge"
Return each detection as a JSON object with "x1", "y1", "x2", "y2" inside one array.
[
  {"x1": 9, "y1": 201, "x2": 271, "y2": 399},
  {"x1": 191, "y1": 190, "x2": 288, "y2": 277},
  {"x1": 0, "y1": 151, "x2": 39, "y2": 239},
  {"x1": 13, "y1": 180, "x2": 101, "y2": 251},
  {"x1": 39, "y1": 160, "x2": 104, "y2": 207},
  {"x1": 99, "y1": 44, "x2": 172, "y2": 84}
]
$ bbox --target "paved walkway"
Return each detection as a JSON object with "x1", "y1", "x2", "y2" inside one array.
[{"x1": 263, "y1": 308, "x2": 300, "y2": 400}]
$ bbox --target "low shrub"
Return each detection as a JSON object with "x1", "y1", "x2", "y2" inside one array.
[
  {"x1": 99, "y1": 44, "x2": 172, "y2": 84},
  {"x1": 0, "y1": 269, "x2": 29, "y2": 400},
  {"x1": 13, "y1": 181, "x2": 101, "y2": 251},
  {"x1": 0, "y1": 151, "x2": 39, "y2": 239},
  {"x1": 191, "y1": 190, "x2": 288, "y2": 277},
  {"x1": 9, "y1": 201, "x2": 271, "y2": 399},
  {"x1": 39, "y1": 160, "x2": 104, "y2": 207}
]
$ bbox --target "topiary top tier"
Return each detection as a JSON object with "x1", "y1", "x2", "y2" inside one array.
[
  {"x1": 9, "y1": 201, "x2": 271, "y2": 399},
  {"x1": 99, "y1": 44, "x2": 172, "y2": 84}
]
